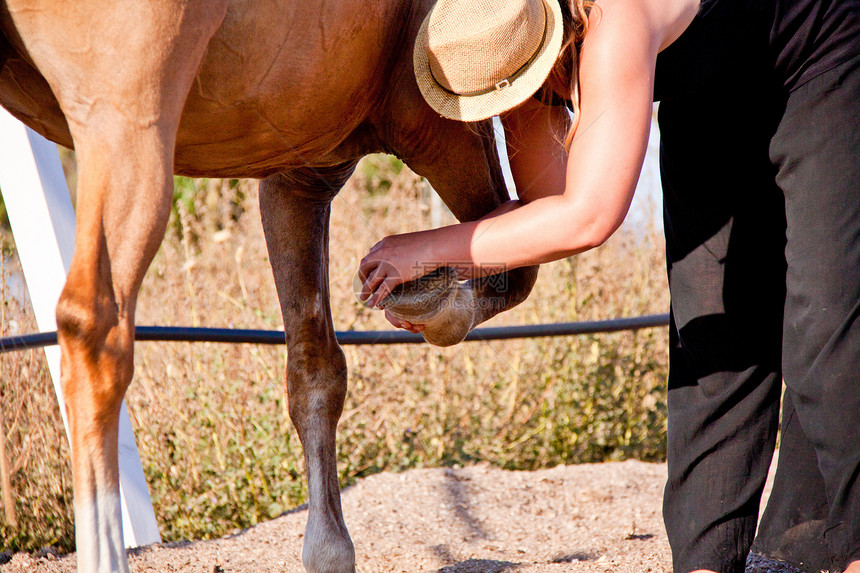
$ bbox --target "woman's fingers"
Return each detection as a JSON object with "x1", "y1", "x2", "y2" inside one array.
[
  {"x1": 357, "y1": 255, "x2": 378, "y2": 285},
  {"x1": 384, "y1": 310, "x2": 425, "y2": 333},
  {"x1": 366, "y1": 274, "x2": 401, "y2": 308},
  {"x1": 359, "y1": 234, "x2": 426, "y2": 307},
  {"x1": 361, "y1": 266, "x2": 385, "y2": 303},
  {"x1": 359, "y1": 257, "x2": 396, "y2": 303}
]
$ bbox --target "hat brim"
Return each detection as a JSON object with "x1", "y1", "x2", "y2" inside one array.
[{"x1": 413, "y1": 0, "x2": 564, "y2": 122}]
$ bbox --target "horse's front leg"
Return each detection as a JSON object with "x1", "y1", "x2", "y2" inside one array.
[
  {"x1": 4, "y1": 2, "x2": 228, "y2": 570},
  {"x1": 57, "y1": 132, "x2": 173, "y2": 573},
  {"x1": 259, "y1": 167, "x2": 357, "y2": 573}
]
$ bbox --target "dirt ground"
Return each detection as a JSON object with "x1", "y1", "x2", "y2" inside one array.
[{"x1": 1, "y1": 460, "x2": 805, "y2": 573}]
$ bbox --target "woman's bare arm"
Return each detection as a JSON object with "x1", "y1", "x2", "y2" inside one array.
[
  {"x1": 360, "y1": 0, "x2": 697, "y2": 306},
  {"x1": 442, "y1": 0, "x2": 660, "y2": 267}
]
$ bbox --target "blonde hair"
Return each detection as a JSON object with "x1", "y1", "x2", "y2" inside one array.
[{"x1": 543, "y1": 0, "x2": 596, "y2": 151}]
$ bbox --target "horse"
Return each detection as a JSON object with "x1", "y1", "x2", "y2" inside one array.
[{"x1": 0, "y1": 1, "x2": 538, "y2": 571}]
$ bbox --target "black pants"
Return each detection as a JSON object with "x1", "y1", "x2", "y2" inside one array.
[{"x1": 658, "y1": 52, "x2": 860, "y2": 573}]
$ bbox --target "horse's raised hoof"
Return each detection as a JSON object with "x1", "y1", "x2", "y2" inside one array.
[{"x1": 382, "y1": 266, "x2": 476, "y2": 347}]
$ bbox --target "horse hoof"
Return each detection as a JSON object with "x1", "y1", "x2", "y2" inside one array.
[
  {"x1": 418, "y1": 285, "x2": 476, "y2": 346},
  {"x1": 381, "y1": 266, "x2": 458, "y2": 320},
  {"x1": 382, "y1": 267, "x2": 475, "y2": 347}
]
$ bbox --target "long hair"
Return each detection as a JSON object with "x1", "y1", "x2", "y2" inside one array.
[{"x1": 543, "y1": 0, "x2": 596, "y2": 151}]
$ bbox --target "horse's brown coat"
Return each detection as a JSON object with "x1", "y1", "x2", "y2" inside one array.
[{"x1": 0, "y1": 2, "x2": 538, "y2": 571}]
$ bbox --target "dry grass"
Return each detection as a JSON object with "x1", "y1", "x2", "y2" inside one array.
[
  {"x1": 0, "y1": 154, "x2": 669, "y2": 554},
  {"x1": 0, "y1": 250, "x2": 73, "y2": 554}
]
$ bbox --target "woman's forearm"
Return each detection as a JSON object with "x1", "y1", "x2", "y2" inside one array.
[{"x1": 427, "y1": 191, "x2": 625, "y2": 278}]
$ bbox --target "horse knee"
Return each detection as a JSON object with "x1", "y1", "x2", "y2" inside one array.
[
  {"x1": 285, "y1": 341, "x2": 348, "y2": 434},
  {"x1": 56, "y1": 279, "x2": 114, "y2": 343},
  {"x1": 56, "y1": 280, "x2": 134, "y2": 413}
]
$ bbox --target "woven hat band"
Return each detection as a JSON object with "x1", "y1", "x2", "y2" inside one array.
[{"x1": 428, "y1": 1, "x2": 549, "y2": 98}]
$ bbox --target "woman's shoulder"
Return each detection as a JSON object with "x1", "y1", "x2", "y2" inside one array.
[
  {"x1": 591, "y1": 0, "x2": 700, "y2": 52},
  {"x1": 650, "y1": 0, "x2": 701, "y2": 51}
]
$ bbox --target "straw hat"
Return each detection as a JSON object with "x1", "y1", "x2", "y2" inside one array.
[{"x1": 414, "y1": 0, "x2": 564, "y2": 122}]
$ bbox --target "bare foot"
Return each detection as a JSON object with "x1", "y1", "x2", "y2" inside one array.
[{"x1": 844, "y1": 560, "x2": 860, "y2": 573}]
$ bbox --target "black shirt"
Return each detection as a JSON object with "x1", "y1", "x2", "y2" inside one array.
[{"x1": 654, "y1": 0, "x2": 860, "y2": 101}]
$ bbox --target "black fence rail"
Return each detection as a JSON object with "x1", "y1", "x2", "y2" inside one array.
[{"x1": 0, "y1": 313, "x2": 670, "y2": 353}]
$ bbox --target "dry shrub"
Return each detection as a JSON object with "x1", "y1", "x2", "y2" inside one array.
[
  {"x1": 0, "y1": 154, "x2": 668, "y2": 552},
  {"x1": 0, "y1": 247, "x2": 74, "y2": 555}
]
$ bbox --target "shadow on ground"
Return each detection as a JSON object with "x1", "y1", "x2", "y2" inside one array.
[{"x1": 437, "y1": 558, "x2": 522, "y2": 572}]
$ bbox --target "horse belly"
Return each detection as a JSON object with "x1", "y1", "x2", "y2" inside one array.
[
  {"x1": 173, "y1": 0, "x2": 396, "y2": 178},
  {"x1": 0, "y1": 7, "x2": 72, "y2": 146}
]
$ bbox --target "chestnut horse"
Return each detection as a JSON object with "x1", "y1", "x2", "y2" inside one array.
[{"x1": 0, "y1": 1, "x2": 538, "y2": 571}]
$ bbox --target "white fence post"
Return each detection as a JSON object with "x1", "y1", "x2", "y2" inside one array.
[
  {"x1": 492, "y1": 115, "x2": 518, "y2": 199},
  {"x1": 0, "y1": 108, "x2": 161, "y2": 548}
]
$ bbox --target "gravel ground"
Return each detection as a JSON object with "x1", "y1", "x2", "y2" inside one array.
[{"x1": 1, "y1": 461, "x2": 812, "y2": 573}]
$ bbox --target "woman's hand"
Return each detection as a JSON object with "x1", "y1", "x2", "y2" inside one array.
[
  {"x1": 358, "y1": 200, "x2": 524, "y2": 309},
  {"x1": 358, "y1": 201, "x2": 524, "y2": 330},
  {"x1": 358, "y1": 230, "x2": 441, "y2": 308}
]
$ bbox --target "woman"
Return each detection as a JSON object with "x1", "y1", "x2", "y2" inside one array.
[{"x1": 358, "y1": 0, "x2": 860, "y2": 571}]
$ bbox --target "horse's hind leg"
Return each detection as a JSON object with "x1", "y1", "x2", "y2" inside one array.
[
  {"x1": 259, "y1": 165, "x2": 358, "y2": 573},
  {"x1": 5, "y1": 1, "x2": 227, "y2": 571}
]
